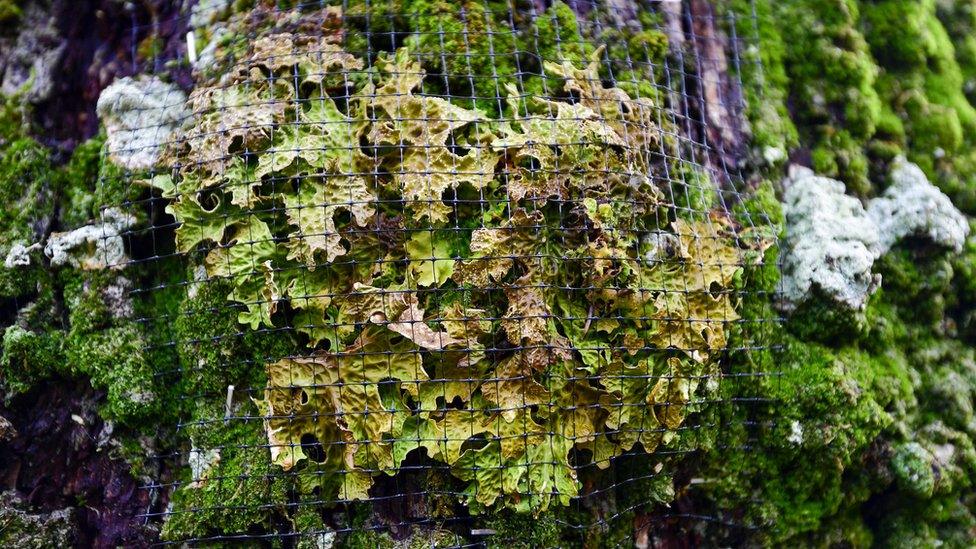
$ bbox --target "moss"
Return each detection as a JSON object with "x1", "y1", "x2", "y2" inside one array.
[
  {"x1": 697, "y1": 228, "x2": 976, "y2": 546},
  {"x1": 173, "y1": 273, "x2": 298, "y2": 399},
  {"x1": 0, "y1": 130, "x2": 116, "y2": 401},
  {"x1": 718, "y1": 0, "x2": 798, "y2": 167},
  {"x1": 811, "y1": 130, "x2": 872, "y2": 195},
  {"x1": 697, "y1": 262, "x2": 924, "y2": 543},
  {"x1": 786, "y1": 290, "x2": 868, "y2": 345},
  {"x1": 341, "y1": 504, "x2": 396, "y2": 549},
  {"x1": 0, "y1": 325, "x2": 65, "y2": 396},
  {"x1": 341, "y1": 0, "x2": 596, "y2": 115},
  {"x1": 0, "y1": 257, "x2": 38, "y2": 301},
  {"x1": 0, "y1": 224, "x2": 175, "y2": 425},
  {"x1": 0, "y1": 138, "x2": 57, "y2": 225},
  {"x1": 671, "y1": 164, "x2": 717, "y2": 217},
  {"x1": 891, "y1": 442, "x2": 936, "y2": 498},
  {"x1": 164, "y1": 265, "x2": 300, "y2": 533},
  {"x1": 900, "y1": 87, "x2": 964, "y2": 167},
  {"x1": 760, "y1": 0, "x2": 976, "y2": 203},
  {"x1": 397, "y1": 528, "x2": 464, "y2": 548},
  {"x1": 343, "y1": 531, "x2": 395, "y2": 549},
  {"x1": 678, "y1": 0, "x2": 976, "y2": 545},
  {"x1": 0, "y1": 137, "x2": 59, "y2": 298},
  {"x1": 402, "y1": 0, "x2": 519, "y2": 114},
  {"x1": 161, "y1": 419, "x2": 292, "y2": 542},
  {"x1": 564, "y1": 6, "x2": 668, "y2": 104},
  {"x1": 66, "y1": 325, "x2": 158, "y2": 422},
  {"x1": 394, "y1": 0, "x2": 606, "y2": 113},
  {"x1": 873, "y1": 102, "x2": 906, "y2": 145},
  {"x1": 803, "y1": 512, "x2": 875, "y2": 548},
  {"x1": 61, "y1": 270, "x2": 114, "y2": 332},
  {"x1": 864, "y1": 0, "x2": 976, "y2": 133},
  {"x1": 874, "y1": 244, "x2": 954, "y2": 330},
  {"x1": 736, "y1": 178, "x2": 784, "y2": 228},
  {"x1": 526, "y1": 1, "x2": 593, "y2": 68},
  {"x1": 775, "y1": 0, "x2": 880, "y2": 194},
  {"x1": 935, "y1": 0, "x2": 976, "y2": 106},
  {"x1": 728, "y1": 179, "x2": 782, "y2": 378},
  {"x1": 861, "y1": 0, "x2": 976, "y2": 209},
  {"x1": 874, "y1": 496, "x2": 976, "y2": 549},
  {"x1": 0, "y1": 492, "x2": 75, "y2": 547},
  {"x1": 113, "y1": 436, "x2": 157, "y2": 482},
  {"x1": 950, "y1": 225, "x2": 976, "y2": 340},
  {"x1": 862, "y1": 0, "x2": 933, "y2": 69},
  {"x1": 53, "y1": 270, "x2": 172, "y2": 425},
  {"x1": 59, "y1": 135, "x2": 109, "y2": 229},
  {"x1": 292, "y1": 507, "x2": 333, "y2": 549},
  {"x1": 708, "y1": 336, "x2": 911, "y2": 543},
  {"x1": 482, "y1": 510, "x2": 560, "y2": 549}
]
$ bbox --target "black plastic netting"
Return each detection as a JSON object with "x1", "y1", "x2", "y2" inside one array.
[{"x1": 94, "y1": 0, "x2": 781, "y2": 545}]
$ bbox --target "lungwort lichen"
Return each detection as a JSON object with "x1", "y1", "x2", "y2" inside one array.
[{"x1": 148, "y1": 33, "x2": 745, "y2": 513}]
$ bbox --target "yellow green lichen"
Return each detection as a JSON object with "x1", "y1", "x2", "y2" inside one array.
[{"x1": 149, "y1": 30, "x2": 746, "y2": 514}]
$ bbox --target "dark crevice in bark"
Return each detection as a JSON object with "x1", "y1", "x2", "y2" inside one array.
[
  {"x1": 0, "y1": 381, "x2": 159, "y2": 547},
  {"x1": 686, "y1": 0, "x2": 748, "y2": 182}
]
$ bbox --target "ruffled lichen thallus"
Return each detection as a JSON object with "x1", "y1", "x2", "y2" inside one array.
[{"x1": 147, "y1": 33, "x2": 747, "y2": 513}]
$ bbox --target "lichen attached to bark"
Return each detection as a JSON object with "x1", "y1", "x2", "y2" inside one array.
[{"x1": 150, "y1": 29, "x2": 746, "y2": 514}]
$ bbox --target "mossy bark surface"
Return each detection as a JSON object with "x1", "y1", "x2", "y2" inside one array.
[{"x1": 0, "y1": 1, "x2": 975, "y2": 547}]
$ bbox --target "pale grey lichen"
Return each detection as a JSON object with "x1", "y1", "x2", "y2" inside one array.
[
  {"x1": 186, "y1": 264, "x2": 209, "y2": 300},
  {"x1": 868, "y1": 156, "x2": 969, "y2": 254},
  {"x1": 780, "y1": 165, "x2": 881, "y2": 311},
  {"x1": 780, "y1": 159, "x2": 971, "y2": 313},
  {"x1": 101, "y1": 277, "x2": 134, "y2": 319},
  {"x1": 788, "y1": 420, "x2": 804, "y2": 446},
  {"x1": 96, "y1": 76, "x2": 188, "y2": 170},
  {"x1": 306, "y1": 530, "x2": 336, "y2": 549},
  {"x1": 3, "y1": 242, "x2": 39, "y2": 268},
  {"x1": 44, "y1": 209, "x2": 135, "y2": 270},
  {"x1": 0, "y1": 3, "x2": 63, "y2": 103},
  {"x1": 762, "y1": 145, "x2": 787, "y2": 165},
  {"x1": 187, "y1": 446, "x2": 221, "y2": 488}
]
